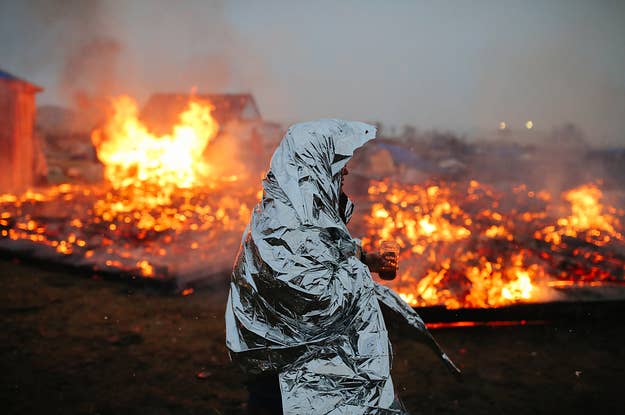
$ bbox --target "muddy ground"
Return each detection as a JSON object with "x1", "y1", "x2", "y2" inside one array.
[{"x1": 2, "y1": 257, "x2": 624, "y2": 415}]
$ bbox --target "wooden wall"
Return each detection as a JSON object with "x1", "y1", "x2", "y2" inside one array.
[{"x1": 0, "y1": 81, "x2": 38, "y2": 194}]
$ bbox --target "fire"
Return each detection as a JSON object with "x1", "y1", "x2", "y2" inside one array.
[
  {"x1": 0, "y1": 95, "x2": 257, "y2": 285},
  {"x1": 137, "y1": 259, "x2": 154, "y2": 277},
  {"x1": 366, "y1": 183, "x2": 471, "y2": 256},
  {"x1": 361, "y1": 180, "x2": 625, "y2": 309},
  {"x1": 537, "y1": 184, "x2": 623, "y2": 246},
  {"x1": 92, "y1": 95, "x2": 218, "y2": 191},
  {"x1": 90, "y1": 95, "x2": 222, "y2": 223},
  {"x1": 501, "y1": 270, "x2": 533, "y2": 301},
  {"x1": 1, "y1": 97, "x2": 623, "y2": 307}
]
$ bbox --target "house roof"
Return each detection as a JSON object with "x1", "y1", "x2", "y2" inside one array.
[
  {"x1": 0, "y1": 68, "x2": 43, "y2": 92},
  {"x1": 0, "y1": 69, "x2": 19, "y2": 81},
  {"x1": 141, "y1": 93, "x2": 261, "y2": 135}
]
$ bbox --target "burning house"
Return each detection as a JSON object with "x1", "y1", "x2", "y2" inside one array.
[
  {"x1": 0, "y1": 69, "x2": 46, "y2": 193},
  {"x1": 1, "y1": 94, "x2": 262, "y2": 290},
  {"x1": 141, "y1": 93, "x2": 261, "y2": 134},
  {"x1": 1, "y1": 90, "x2": 624, "y2": 318},
  {"x1": 141, "y1": 93, "x2": 281, "y2": 173}
]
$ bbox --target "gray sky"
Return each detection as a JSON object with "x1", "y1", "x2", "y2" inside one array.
[{"x1": 1, "y1": 0, "x2": 624, "y2": 143}]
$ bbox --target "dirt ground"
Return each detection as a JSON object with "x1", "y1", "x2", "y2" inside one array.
[{"x1": 2, "y1": 257, "x2": 625, "y2": 415}]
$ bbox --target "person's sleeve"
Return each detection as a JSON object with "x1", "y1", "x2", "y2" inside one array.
[{"x1": 373, "y1": 282, "x2": 461, "y2": 375}]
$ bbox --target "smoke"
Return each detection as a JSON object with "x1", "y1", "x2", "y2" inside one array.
[
  {"x1": 1, "y1": 1, "x2": 622, "y2": 142},
  {"x1": 0, "y1": 0, "x2": 277, "y2": 118},
  {"x1": 471, "y1": 3, "x2": 625, "y2": 145},
  {"x1": 121, "y1": 0, "x2": 276, "y2": 106},
  {"x1": 61, "y1": 37, "x2": 122, "y2": 114},
  {"x1": 0, "y1": 0, "x2": 112, "y2": 103},
  {"x1": 475, "y1": 42, "x2": 625, "y2": 144}
]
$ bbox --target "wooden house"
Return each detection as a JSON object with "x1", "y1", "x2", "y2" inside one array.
[{"x1": 0, "y1": 69, "x2": 43, "y2": 193}]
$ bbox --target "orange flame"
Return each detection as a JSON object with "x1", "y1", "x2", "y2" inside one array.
[
  {"x1": 2, "y1": 105, "x2": 624, "y2": 309},
  {"x1": 92, "y1": 95, "x2": 218, "y2": 193},
  {"x1": 362, "y1": 180, "x2": 624, "y2": 309},
  {"x1": 537, "y1": 184, "x2": 623, "y2": 246},
  {"x1": 0, "y1": 95, "x2": 257, "y2": 282}
]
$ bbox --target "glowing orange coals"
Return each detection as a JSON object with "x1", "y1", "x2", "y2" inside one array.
[{"x1": 362, "y1": 180, "x2": 624, "y2": 309}]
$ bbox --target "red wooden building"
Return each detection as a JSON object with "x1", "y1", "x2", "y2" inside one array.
[{"x1": 0, "y1": 69, "x2": 43, "y2": 193}]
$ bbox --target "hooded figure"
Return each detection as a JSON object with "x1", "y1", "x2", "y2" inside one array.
[{"x1": 226, "y1": 119, "x2": 458, "y2": 414}]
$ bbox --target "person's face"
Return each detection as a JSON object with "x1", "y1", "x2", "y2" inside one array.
[{"x1": 340, "y1": 165, "x2": 349, "y2": 189}]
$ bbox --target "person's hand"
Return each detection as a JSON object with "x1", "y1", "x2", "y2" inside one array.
[
  {"x1": 364, "y1": 252, "x2": 397, "y2": 275},
  {"x1": 363, "y1": 252, "x2": 383, "y2": 273},
  {"x1": 378, "y1": 252, "x2": 397, "y2": 279}
]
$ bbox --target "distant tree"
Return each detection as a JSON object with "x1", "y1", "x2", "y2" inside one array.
[
  {"x1": 550, "y1": 123, "x2": 587, "y2": 148},
  {"x1": 400, "y1": 125, "x2": 418, "y2": 142},
  {"x1": 425, "y1": 130, "x2": 471, "y2": 157}
]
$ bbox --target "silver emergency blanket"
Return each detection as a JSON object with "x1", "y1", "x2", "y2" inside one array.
[{"x1": 225, "y1": 119, "x2": 459, "y2": 414}]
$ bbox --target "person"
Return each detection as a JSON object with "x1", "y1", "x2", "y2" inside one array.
[
  {"x1": 338, "y1": 163, "x2": 397, "y2": 275},
  {"x1": 225, "y1": 119, "x2": 459, "y2": 414}
]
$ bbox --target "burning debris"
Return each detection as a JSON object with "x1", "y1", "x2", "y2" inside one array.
[
  {"x1": 1, "y1": 94, "x2": 624, "y2": 305},
  {"x1": 358, "y1": 180, "x2": 625, "y2": 308},
  {"x1": 1, "y1": 95, "x2": 259, "y2": 289},
  {"x1": 0, "y1": 184, "x2": 256, "y2": 287},
  {"x1": 92, "y1": 95, "x2": 219, "y2": 192}
]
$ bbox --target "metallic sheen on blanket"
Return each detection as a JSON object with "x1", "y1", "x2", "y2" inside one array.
[{"x1": 226, "y1": 119, "x2": 459, "y2": 414}]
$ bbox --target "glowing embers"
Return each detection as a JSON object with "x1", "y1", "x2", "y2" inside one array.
[
  {"x1": 363, "y1": 180, "x2": 625, "y2": 309},
  {"x1": 92, "y1": 95, "x2": 218, "y2": 193},
  {"x1": 0, "y1": 94, "x2": 257, "y2": 287},
  {"x1": 536, "y1": 184, "x2": 624, "y2": 246},
  {"x1": 0, "y1": 183, "x2": 256, "y2": 284}
]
